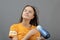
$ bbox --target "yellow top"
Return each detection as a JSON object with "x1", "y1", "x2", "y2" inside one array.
[{"x1": 9, "y1": 23, "x2": 41, "y2": 40}]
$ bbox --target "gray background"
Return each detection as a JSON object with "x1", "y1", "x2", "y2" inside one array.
[{"x1": 0, "y1": 0, "x2": 60, "y2": 40}]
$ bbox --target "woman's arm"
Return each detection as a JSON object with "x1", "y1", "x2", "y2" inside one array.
[
  {"x1": 22, "y1": 29, "x2": 37, "y2": 40},
  {"x1": 11, "y1": 36, "x2": 18, "y2": 40},
  {"x1": 37, "y1": 36, "x2": 45, "y2": 40}
]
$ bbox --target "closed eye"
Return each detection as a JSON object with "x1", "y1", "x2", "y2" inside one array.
[{"x1": 24, "y1": 9, "x2": 27, "y2": 12}]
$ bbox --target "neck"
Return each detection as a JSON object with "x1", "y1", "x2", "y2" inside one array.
[{"x1": 21, "y1": 19, "x2": 31, "y2": 27}]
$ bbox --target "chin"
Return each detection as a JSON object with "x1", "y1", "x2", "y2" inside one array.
[{"x1": 23, "y1": 17, "x2": 31, "y2": 20}]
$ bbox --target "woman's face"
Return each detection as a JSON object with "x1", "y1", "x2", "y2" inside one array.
[{"x1": 22, "y1": 6, "x2": 34, "y2": 20}]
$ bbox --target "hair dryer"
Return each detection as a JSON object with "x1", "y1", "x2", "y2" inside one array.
[{"x1": 36, "y1": 25, "x2": 50, "y2": 39}]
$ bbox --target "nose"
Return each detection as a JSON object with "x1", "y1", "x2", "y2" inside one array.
[{"x1": 26, "y1": 11, "x2": 29, "y2": 14}]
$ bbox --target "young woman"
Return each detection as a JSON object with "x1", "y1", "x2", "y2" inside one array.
[{"x1": 9, "y1": 5, "x2": 45, "y2": 40}]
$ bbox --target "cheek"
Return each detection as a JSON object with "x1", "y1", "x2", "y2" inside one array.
[
  {"x1": 29, "y1": 15, "x2": 34, "y2": 19},
  {"x1": 22, "y1": 13, "x2": 29, "y2": 19},
  {"x1": 22, "y1": 13, "x2": 24, "y2": 18},
  {"x1": 22, "y1": 12, "x2": 27, "y2": 17}
]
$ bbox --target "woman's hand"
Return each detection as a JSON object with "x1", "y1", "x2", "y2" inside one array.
[
  {"x1": 36, "y1": 36, "x2": 45, "y2": 40},
  {"x1": 28, "y1": 29, "x2": 37, "y2": 35},
  {"x1": 12, "y1": 36, "x2": 18, "y2": 40}
]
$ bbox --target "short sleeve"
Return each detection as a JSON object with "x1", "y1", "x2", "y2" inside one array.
[{"x1": 9, "y1": 24, "x2": 18, "y2": 38}]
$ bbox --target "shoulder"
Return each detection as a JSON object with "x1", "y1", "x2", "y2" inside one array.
[
  {"x1": 10, "y1": 23, "x2": 21, "y2": 28},
  {"x1": 32, "y1": 25, "x2": 41, "y2": 35},
  {"x1": 31, "y1": 25, "x2": 37, "y2": 29}
]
